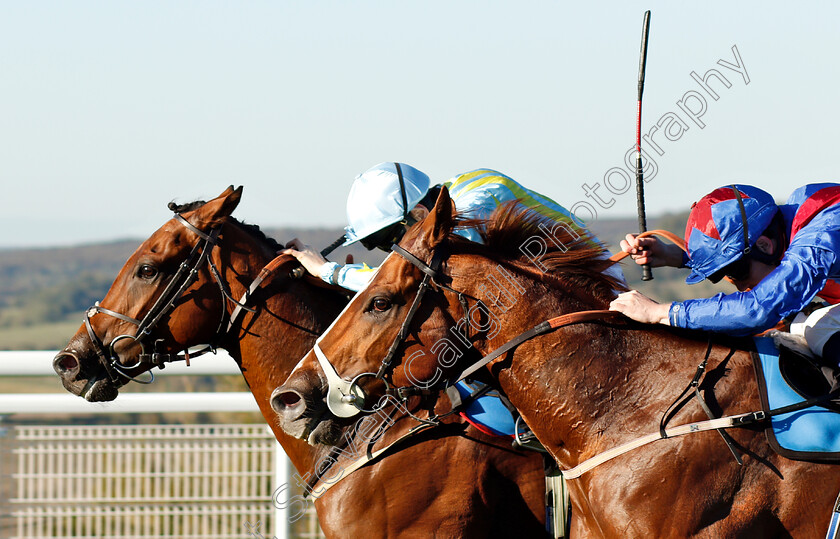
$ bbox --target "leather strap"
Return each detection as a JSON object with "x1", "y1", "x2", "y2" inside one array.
[
  {"x1": 608, "y1": 229, "x2": 687, "y2": 263},
  {"x1": 731, "y1": 185, "x2": 752, "y2": 254},
  {"x1": 175, "y1": 214, "x2": 214, "y2": 242},
  {"x1": 226, "y1": 254, "x2": 300, "y2": 333},
  {"x1": 454, "y1": 310, "x2": 623, "y2": 383},
  {"x1": 562, "y1": 411, "x2": 762, "y2": 479},
  {"x1": 304, "y1": 420, "x2": 438, "y2": 500},
  {"x1": 395, "y1": 163, "x2": 409, "y2": 222},
  {"x1": 391, "y1": 244, "x2": 444, "y2": 280}
]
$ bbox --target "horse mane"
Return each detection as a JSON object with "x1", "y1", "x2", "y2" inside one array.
[
  {"x1": 453, "y1": 201, "x2": 625, "y2": 303},
  {"x1": 167, "y1": 200, "x2": 283, "y2": 252}
]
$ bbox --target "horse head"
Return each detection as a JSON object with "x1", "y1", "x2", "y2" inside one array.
[
  {"x1": 271, "y1": 187, "x2": 462, "y2": 444},
  {"x1": 54, "y1": 186, "x2": 248, "y2": 401}
]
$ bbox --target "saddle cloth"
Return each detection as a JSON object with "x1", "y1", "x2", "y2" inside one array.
[
  {"x1": 753, "y1": 336, "x2": 840, "y2": 460},
  {"x1": 453, "y1": 380, "x2": 516, "y2": 437}
]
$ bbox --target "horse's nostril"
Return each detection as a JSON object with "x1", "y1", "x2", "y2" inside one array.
[
  {"x1": 53, "y1": 352, "x2": 80, "y2": 375},
  {"x1": 60, "y1": 355, "x2": 78, "y2": 371},
  {"x1": 279, "y1": 392, "x2": 301, "y2": 407},
  {"x1": 270, "y1": 387, "x2": 305, "y2": 416}
]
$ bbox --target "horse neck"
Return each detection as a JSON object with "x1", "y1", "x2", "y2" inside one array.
[
  {"x1": 211, "y1": 224, "x2": 347, "y2": 471},
  {"x1": 455, "y1": 255, "x2": 720, "y2": 468}
]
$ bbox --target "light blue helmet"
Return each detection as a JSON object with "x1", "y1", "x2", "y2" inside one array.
[{"x1": 343, "y1": 162, "x2": 431, "y2": 246}]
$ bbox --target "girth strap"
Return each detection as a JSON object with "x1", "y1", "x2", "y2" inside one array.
[
  {"x1": 561, "y1": 359, "x2": 840, "y2": 479},
  {"x1": 562, "y1": 411, "x2": 762, "y2": 479},
  {"x1": 658, "y1": 338, "x2": 744, "y2": 464}
]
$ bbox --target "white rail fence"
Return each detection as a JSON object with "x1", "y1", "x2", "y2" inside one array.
[
  {"x1": 9, "y1": 424, "x2": 276, "y2": 539},
  {"x1": 0, "y1": 351, "x2": 325, "y2": 539}
]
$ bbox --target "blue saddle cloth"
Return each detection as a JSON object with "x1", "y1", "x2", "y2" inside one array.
[
  {"x1": 454, "y1": 380, "x2": 516, "y2": 437},
  {"x1": 753, "y1": 336, "x2": 840, "y2": 459}
]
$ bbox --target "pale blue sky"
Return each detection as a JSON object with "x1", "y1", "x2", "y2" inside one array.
[{"x1": 2, "y1": 1, "x2": 838, "y2": 248}]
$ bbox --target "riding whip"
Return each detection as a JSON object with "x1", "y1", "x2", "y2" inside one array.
[
  {"x1": 320, "y1": 234, "x2": 346, "y2": 258},
  {"x1": 636, "y1": 10, "x2": 653, "y2": 281}
]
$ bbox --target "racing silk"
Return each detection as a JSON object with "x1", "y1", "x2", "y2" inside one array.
[
  {"x1": 670, "y1": 183, "x2": 840, "y2": 335},
  {"x1": 325, "y1": 169, "x2": 612, "y2": 292},
  {"x1": 443, "y1": 169, "x2": 589, "y2": 242}
]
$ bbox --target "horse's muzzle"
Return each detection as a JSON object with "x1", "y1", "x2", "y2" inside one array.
[{"x1": 270, "y1": 377, "x2": 337, "y2": 444}]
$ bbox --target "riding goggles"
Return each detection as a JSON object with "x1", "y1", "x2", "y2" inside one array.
[{"x1": 707, "y1": 255, "x2": 751, "y2": 284}]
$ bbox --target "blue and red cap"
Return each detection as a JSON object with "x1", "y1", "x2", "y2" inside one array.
[{"x1": 684, "y1": 185, "x2": 778, "y2": 284}]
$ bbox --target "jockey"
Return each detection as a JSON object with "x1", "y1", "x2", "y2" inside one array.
[
  {"x1": 285, "y1": 161, "x2": 618, "y2": 292},
  {"x1": 610, "y1": 183, "x2": 840, "y2": 363}
]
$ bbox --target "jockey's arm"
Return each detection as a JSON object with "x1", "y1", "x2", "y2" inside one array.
[
  {"x1": 282, "y1": 240, "x2": 374, "y2": 293},
  {"x1": 670, "y1": 246, "x2": 837, "y2": 335},
  {"x1": 321, "y1": 262, "x2": 376, "y2": 292}
]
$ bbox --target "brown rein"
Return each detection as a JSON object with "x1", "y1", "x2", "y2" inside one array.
[{"x1": 607, "y1": 228, "x2": 687, "y2": 262}]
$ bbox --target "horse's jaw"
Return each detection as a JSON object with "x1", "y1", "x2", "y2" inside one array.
[
  {"x1": 271, "y1": 408, "x2": 342, "y2": 446},
  {"x1": 307, "y1": 416, "x2": 344, "y2": 446},
  {"x1": 56, "y1": 370, "x2": 120, "y2": 402},
  {"x1": 80, "y1": 374, "x2": 120, "y2": 402}
]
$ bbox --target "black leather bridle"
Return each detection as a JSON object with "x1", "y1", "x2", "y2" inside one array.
[
  {"x1": 315, "y1": 242, "x2": 473, "y2": 418},
  {"x1": 83, "y1": 213, "x2": 254, "y2": 385}
]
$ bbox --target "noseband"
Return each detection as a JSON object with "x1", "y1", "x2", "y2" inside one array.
[{"x1": 84, "y1": 214, "x2": 254, "y2": 385}]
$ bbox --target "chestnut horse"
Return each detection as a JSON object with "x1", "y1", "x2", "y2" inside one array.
[
  {"x1": 274, "y1": 186, "x2": 840, "y2": 538},
  {"x1": 52, "y1": 186, "x2": 547, "y2": 538}
]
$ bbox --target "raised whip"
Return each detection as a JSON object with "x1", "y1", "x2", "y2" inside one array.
[{"x1": 636, "y1": 10, "x2": 653, "y2": 281}]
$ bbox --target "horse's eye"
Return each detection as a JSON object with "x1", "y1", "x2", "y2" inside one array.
[
  {"x1": 372, "y1": 297, "x2": 392, "y2": 312},
  {"x1": 138, "y1": 264, "x2": 158, "y2": 280}
]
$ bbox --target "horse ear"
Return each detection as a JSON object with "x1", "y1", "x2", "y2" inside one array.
[
  {"x1": 191, "y1": 185, "x2": 243, "y2": 229},
  {"x1": 423, "y1": 185, "x2": 455, "y2": 247}
]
